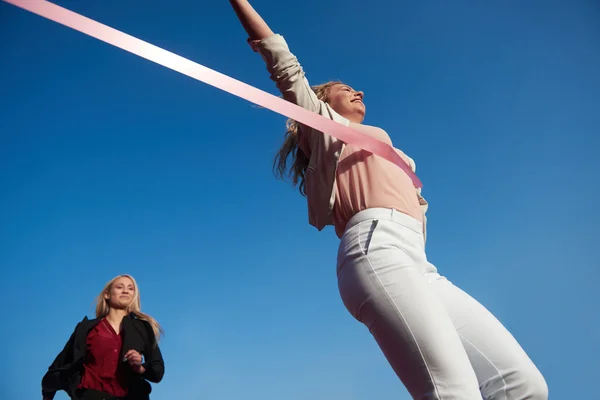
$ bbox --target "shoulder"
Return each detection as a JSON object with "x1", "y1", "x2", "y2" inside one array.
[
  {"x1": 73, "y1": 315, "x2": 100, "y2": 331},
  {"x1": 63, "y1": 316, "x2": 100, "y2": 343},
  {"x1": 133, "y1": 317, "x2": 152, "y2": 331},
  {"x1": 128, "y1": 315, "x2": 159, "y2": 346},
  {"x1": 129, "y1": 314, "x2": 154, "y2": 335}
]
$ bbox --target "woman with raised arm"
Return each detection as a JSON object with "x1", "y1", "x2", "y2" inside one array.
[
  {"x1": 229, "y1": 1, "x2": 547, "y2": 399},
  {"x1": 41, "y1": 274, "x2": 165, "y2": 400}
]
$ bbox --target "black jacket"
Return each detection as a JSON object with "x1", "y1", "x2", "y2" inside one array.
[{"x1": 42, "y1": 313, "x2": 165, "y2": 400}]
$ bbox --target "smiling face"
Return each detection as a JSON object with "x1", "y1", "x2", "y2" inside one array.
[
  {"x1": 104, "y1": 276, "x2": 136, "y2": 310},
  {"x1": 326, "y1": 83, "x2": 365, "y2": 123}
]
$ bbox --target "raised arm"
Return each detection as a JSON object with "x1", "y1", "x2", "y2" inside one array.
[
  {"x1": 228, "y1": 0, "x2": 348, "y2": 126},
  {"x1": 229, "y1": 0, "x2": 274, "y2": 40}
]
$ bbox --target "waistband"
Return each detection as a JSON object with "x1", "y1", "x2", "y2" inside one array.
[
  {"x1": 77, "y1": 388, "x2": 125, "y2": 400},
  {"x1": 345, "y1": 208, "x2": 423, "y2": 234}
]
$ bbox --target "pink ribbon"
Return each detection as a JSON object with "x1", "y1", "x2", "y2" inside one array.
[{"x1": 4, "y1": 0, "x2": 422, "y2": 188}]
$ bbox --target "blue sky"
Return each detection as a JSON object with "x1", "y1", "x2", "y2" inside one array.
[{"x1": 1, "y1": 0, "x2": 598, "y2": 399}]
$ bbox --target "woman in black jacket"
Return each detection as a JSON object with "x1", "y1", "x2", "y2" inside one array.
[{"x1": 42, "y1": 274, "x2": 165, "y2": 400}]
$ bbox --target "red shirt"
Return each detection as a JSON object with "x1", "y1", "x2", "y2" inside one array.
[{"x1": 78, "y1": 318, "x2": 129, "y2": 397}]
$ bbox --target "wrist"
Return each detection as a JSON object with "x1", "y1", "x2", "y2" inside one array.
[{"x1": 135, "y1": 364, "x2": 146, "y2": 374}]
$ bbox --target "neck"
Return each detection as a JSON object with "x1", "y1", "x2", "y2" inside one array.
[
  {"x1": 344, "y1": 112, "x2": 364, "y2": 124},
  {"x1": 105, "y1": 308, "x2": 128, "y2": 325}
]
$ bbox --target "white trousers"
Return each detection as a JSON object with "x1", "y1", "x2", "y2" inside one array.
[{"x1": 336, "y1": 208, "x2": 548, "y2": 400}]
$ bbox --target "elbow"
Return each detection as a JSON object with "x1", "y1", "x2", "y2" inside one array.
[
  {"x1": 41, "y1": 371, "x2": 61, "y2": 393},
  {"x1": 271, "y1": 59, "x2": 303, "y2": 89},
  {"x1": 153, "y1": 365, "x2": 165, "y2": 383},
  {"x1": 143, "y1": 362, "x2": 164, "y2": 383}
]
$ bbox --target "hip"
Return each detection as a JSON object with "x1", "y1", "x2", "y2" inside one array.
[{"x1": 336, "y1": 208, "x2": 429, "y2": 276}]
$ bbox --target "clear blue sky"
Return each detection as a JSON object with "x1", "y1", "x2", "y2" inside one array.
[{"x1": 1, "y1": 0, "x2": 598, "y2": 399}]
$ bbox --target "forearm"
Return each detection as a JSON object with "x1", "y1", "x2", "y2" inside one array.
[
  {"x1": 132, "y1": 363, "x2": 146, "y2": 375},
  {"x1": 229, "y1": 0, "x2": 274, "y2": 40},
  {"x1": 228, "y1": 1, "x2": 344, "y2": 122}
]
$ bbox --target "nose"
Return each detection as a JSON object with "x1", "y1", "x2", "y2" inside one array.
[{"x1": 355, "y1": 90, "x2": 364, "y2": 99}]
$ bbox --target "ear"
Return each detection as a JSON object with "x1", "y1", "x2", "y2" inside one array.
[{"x1": 104, "y1": 291, "x2": 110, "y2": 300}]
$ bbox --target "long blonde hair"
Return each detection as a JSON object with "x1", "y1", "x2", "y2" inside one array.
[
  {"x1": 95, "y1": 274, "x2": 164, "y2": 342},
  {"x1": 273, "y1": 81, "x2": 342, "y2": 195}
]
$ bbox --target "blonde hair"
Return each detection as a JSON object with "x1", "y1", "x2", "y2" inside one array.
[
  {"x1": 273, "y1": 81, "x2": 342, "y2": 195},
  {"x1": 95, "y1": 274, "x2": 164, "y2": 343}
]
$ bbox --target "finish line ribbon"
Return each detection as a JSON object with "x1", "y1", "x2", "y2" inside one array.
[{"x1": 4, "y1": 0, "x2": 422, "y2": 188}]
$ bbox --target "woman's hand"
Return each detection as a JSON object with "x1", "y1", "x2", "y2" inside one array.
[{"x1": 124, "y1": 349, "x2": 146, "y2": 374}]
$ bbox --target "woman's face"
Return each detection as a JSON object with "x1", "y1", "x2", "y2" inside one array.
[
  {"x1": 327, "y1": 84, "x2": 365, "y2": 123},
  {"x1": 106, "y1": 276, "x2": 135, "y2": 310}
]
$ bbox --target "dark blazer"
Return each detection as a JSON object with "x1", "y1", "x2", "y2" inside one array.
[{"x1": 42, "y1": 313, "x2": 165, "y2": 400}]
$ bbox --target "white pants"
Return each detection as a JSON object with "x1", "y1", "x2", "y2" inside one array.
[{"x1": 336, "y1": 208, "x2": 548, "y2": 400}]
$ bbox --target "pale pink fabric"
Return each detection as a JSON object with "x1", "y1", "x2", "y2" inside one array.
[{"x1": 332, "y1": 124, "x2": 423, "y2": 238}]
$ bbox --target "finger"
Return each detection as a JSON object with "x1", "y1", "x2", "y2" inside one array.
[
  {"x1": 128, "y1": 349, "x2": 140, "y2": 358},
  {"x1": 125, "y1": 350, "x2": 138, "y2": 360},
  {"x1": 129, "y1": 354, "x2": 142, "y2": 364}
]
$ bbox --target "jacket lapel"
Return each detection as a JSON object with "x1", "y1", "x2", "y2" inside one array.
[{"x1": 120, "y1": 313, "x2": 136, "y2": 360}]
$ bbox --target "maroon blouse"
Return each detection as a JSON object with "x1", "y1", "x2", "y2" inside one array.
[{"x1": 78, "y1": 318, "x2": 129, "y2": 397}]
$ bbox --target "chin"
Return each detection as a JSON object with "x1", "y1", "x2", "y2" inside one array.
[{"x1": 353, "y1": 106, "x2": 366, "y2": 115}]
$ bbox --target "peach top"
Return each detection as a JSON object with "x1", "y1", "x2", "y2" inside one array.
[{"x1": 332, "y1": 123, "x2": 423, "y2": 238}]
